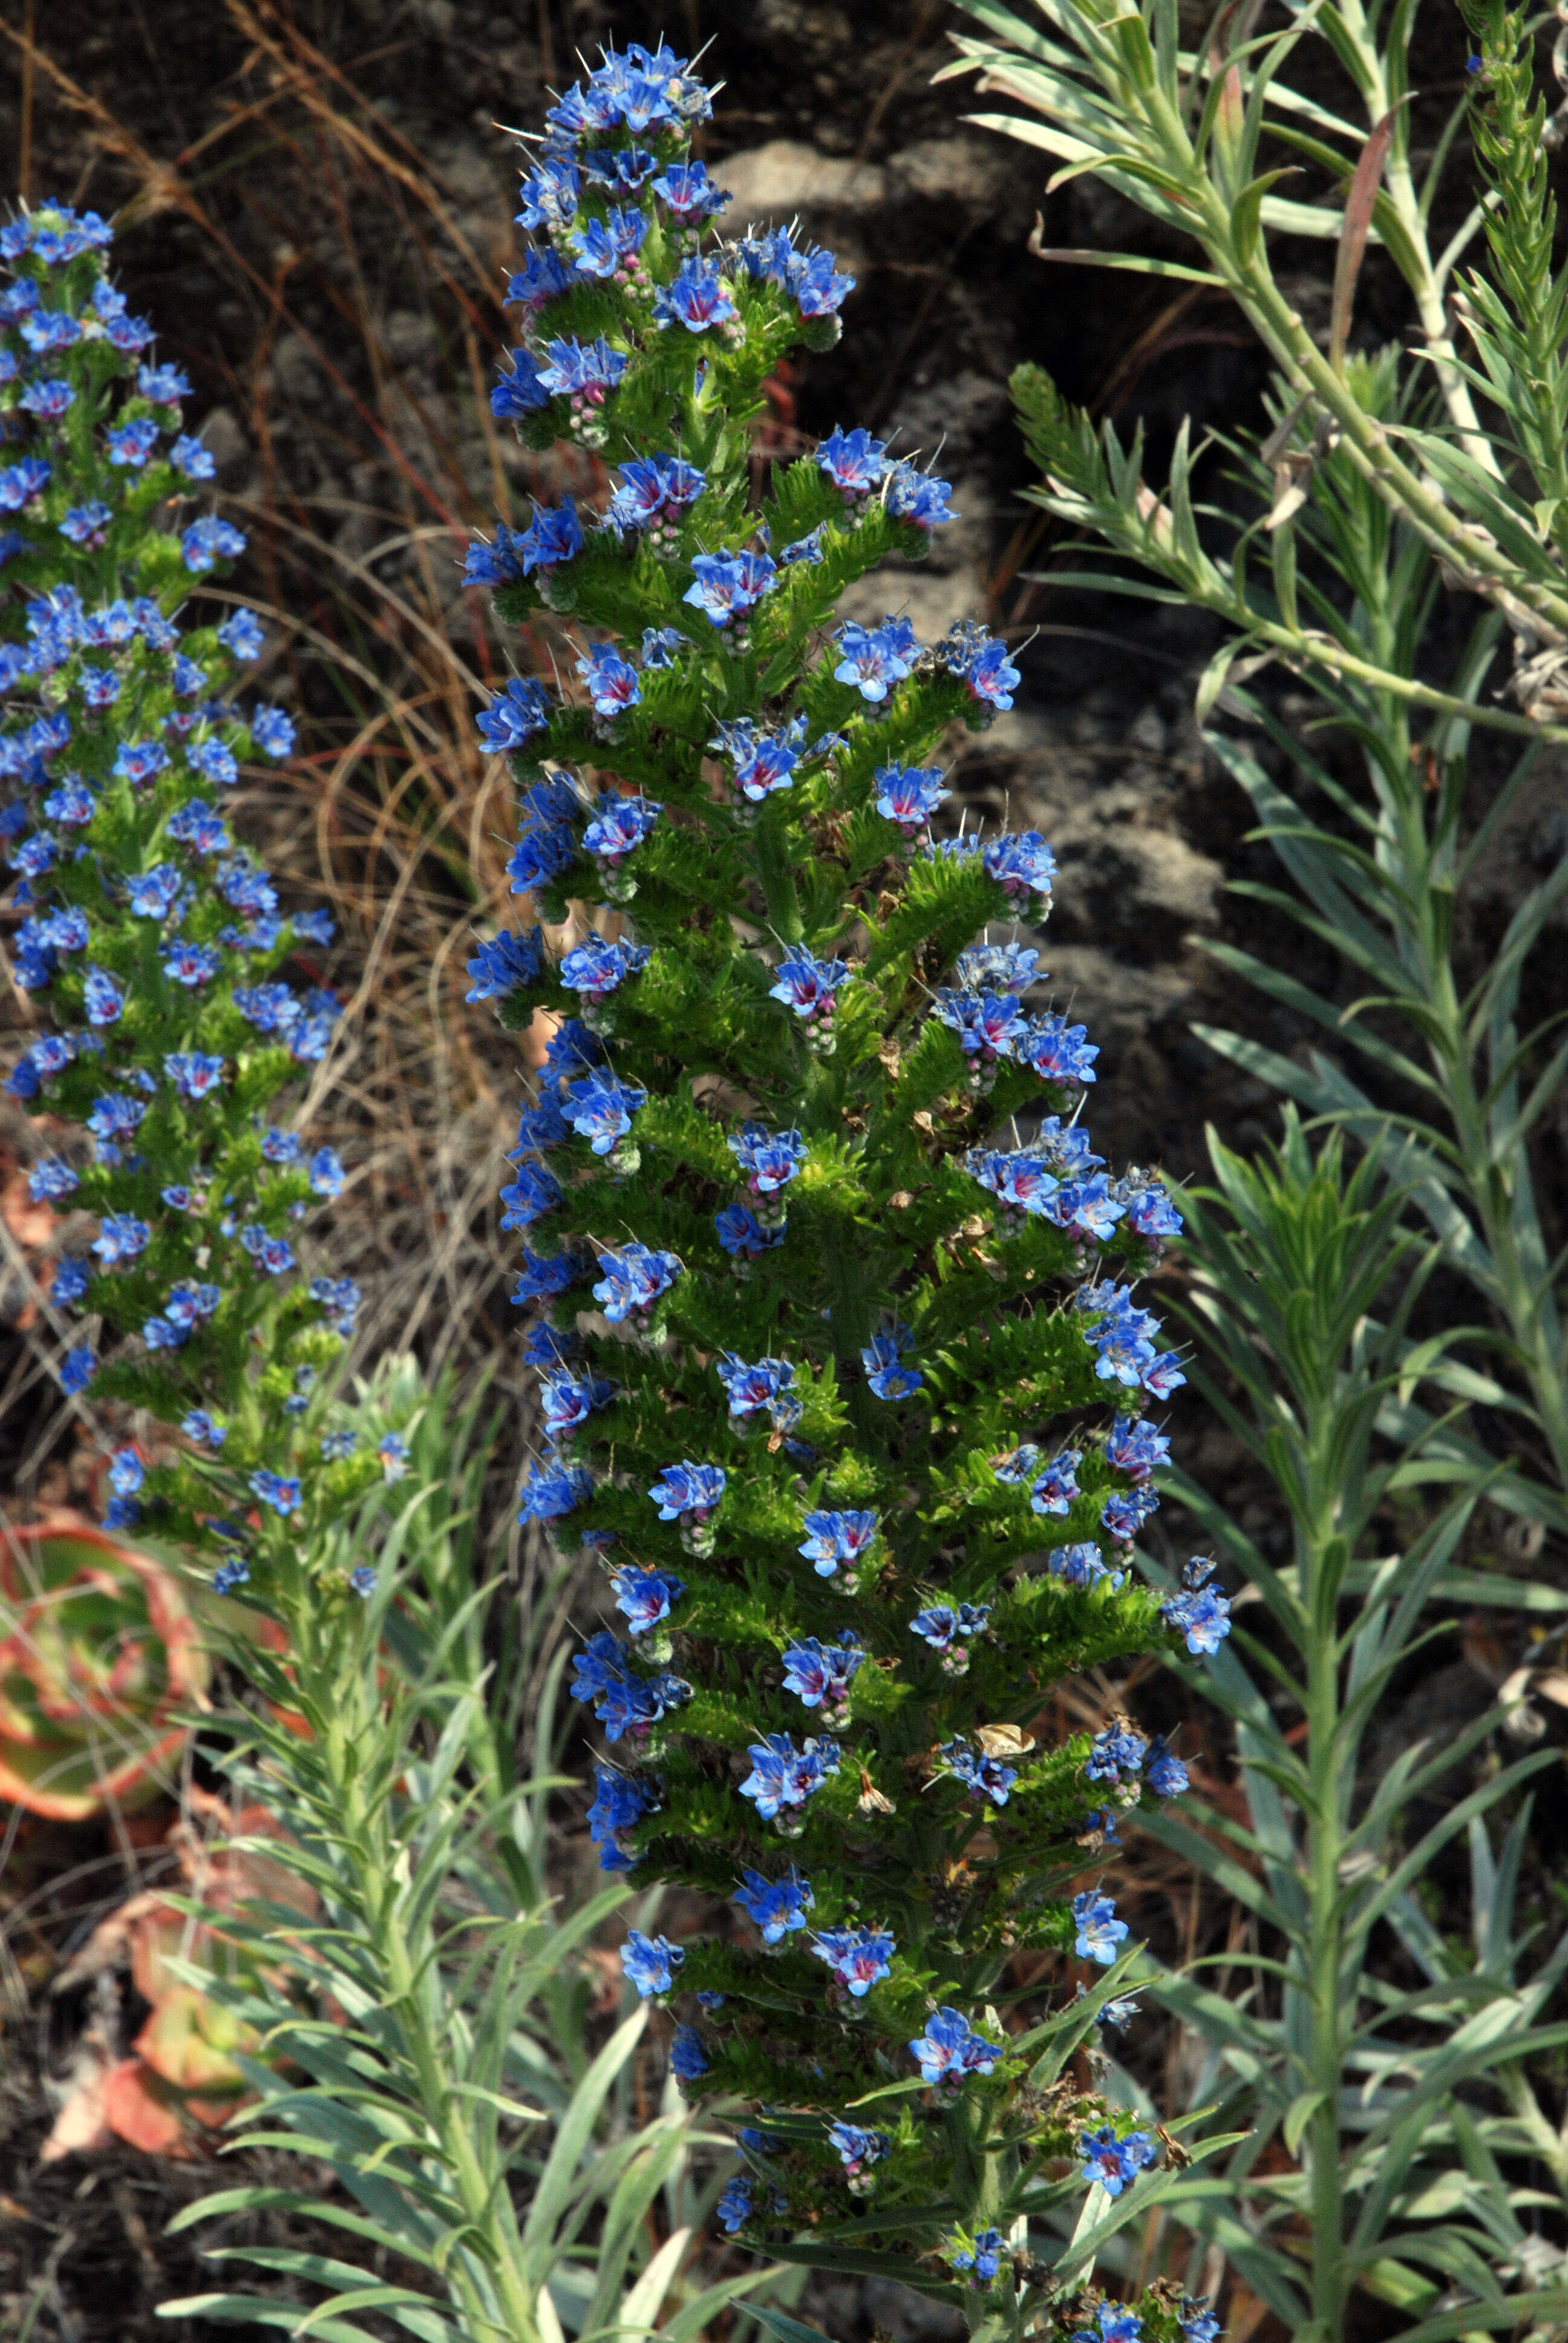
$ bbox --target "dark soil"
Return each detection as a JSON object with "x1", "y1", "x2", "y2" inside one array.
[{"x1": 2, "y1": 3, "x2": 1567, "y2": 2339}]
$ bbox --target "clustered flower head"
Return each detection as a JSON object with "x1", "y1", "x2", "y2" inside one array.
[
  {"x1": 459, "y1": 40, "x2": 1230, "y2": 2304},
  {"x1": 0, "y1": 201, "x2": 367, "y2": 1583}
]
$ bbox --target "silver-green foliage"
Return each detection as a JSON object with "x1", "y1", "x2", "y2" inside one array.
[
  {"x1": 157, "y1": 1362, "x2": 776, "y2": 2343},
  {"x1": 1129, "y1": 1121, "x2": 1568, "y2": 2343},
  {"x1": 947, "y1": 0, "x2": 1568, "y2": 718}
]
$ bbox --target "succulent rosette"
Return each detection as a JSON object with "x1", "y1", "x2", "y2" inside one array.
[{"x1": 0, "y1": 1522, "x2": 208, "y2": 1818}]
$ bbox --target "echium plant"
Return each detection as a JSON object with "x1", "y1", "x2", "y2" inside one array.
[
  {"x1": 466, "y1": 41, "x2": 1232, "y2": 2335},
  {"x1": 0, "y1": 201, "x2": 379, "y2": 1591}
]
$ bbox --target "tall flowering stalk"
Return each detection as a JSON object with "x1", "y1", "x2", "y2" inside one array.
[
  {"x1": 469, "y1": 44, "x2": 1232, "y2": 2337},
  {"x1": 0, "y1": 202, "x2": 380, "y2": 1591}
]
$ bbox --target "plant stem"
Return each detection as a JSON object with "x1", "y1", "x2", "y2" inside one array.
[{"x1": 286, "y1": 1566, "x2": 543, "y2": 2343}]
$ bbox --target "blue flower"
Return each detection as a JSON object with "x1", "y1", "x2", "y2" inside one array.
[
  {"x1": 1019, "y1": 1016, "x2": 1099, "y2": 1088},
  {"x1": 250, "y1": 706, "x2": 295, "y2": 759},
  {"x1": 653, "y1": 257, "x2": 736, "y2": 333},
  {"x1": 139, "y1": 362, "x2": 191, "y2": 402},
  {"x1": 612, "y1": 1567, "x2": 685, "y2": 1634},
  {"x1": 478, "y1": 675, "x2": 552, "y2": 753},
  {"x1": 810, "y1": 1926, "x2": 895, "y2": 1997},
  {"x1": 682, "y1": 551, "x2": 776, "y2": 628},
  {"x1": 651, "y1": 160, "x2": 730, "y2": 220},
  {"x1": 51, "y1": 1258, "x2": 90, "y2": 1307},
  {"x1": 940, "y1": 1737, "x2": 1018, "y2": 1807},
  {"x1": 647, "y1": 1462, "x2": 725, "y2": 1522},
  {"x1": 349, "y1": 1563, "x2": 377, "y2": 1596},
  {"x1": 171, "y1": 433, "x2": 216, "y2": 479},
  {"x1": 126, "y1": 866, "x2": 181, "y2": 919},
  {"x1": 59, "y1": 502, "x2": 112, "y2": 546},
  {"x1": 19, "y1": 378, "x2": 74, "y2": 419},
  {"x1": 107, "y1": 1447, "x2": 145, "y2": 1497},
  {"x1": 520, "y1": 496, "x2": 584, "y2": 572},
  {"x1": 593, "y1": 1242, "x2": 682, "y2": 1322},
  {"x1": 505, "y1": 249, "x2": 578, "y2": 313},
  {"x1": 825, "y1": 2122, "x2": 887, "y2": 2181},
  {"x1": 1077, "y1": 2126, "x2": 1156, "y2": 2197},
  {"x1": 584, "y1": 146, "x2": 658, "y2": 191},
  {"x1": 715, "y1": 2177, "x2": 753, "y2": 2234},
  {"x1": 1100, "y1": 1484, "x2": 1158, "y2": 1540},
  {"x1": 816, "y1": 427, "x2": 886, "y2": 493},
  {"x1": 620, "y1": 1928, "x2": 684, "y2": 1997},
  {"x1": 570, "y1": 1630, "x2": 688, "y2": 1739},
  {"x1": 794, "y1": 248, "x2": 854, "y2": 315},
  {"x1": 759, "y1": 951, "x2": 843, "y2": 1035},
  {"x1": 92, "y1": 1213, "x2": 151, "y2": 1267},
  {"x1": 211, "y1": 1555, "x2": 250, "y2": 1595},
  {"x1": 1119, "y1": 1178, "x2": 1183, "y2": 1237},
  {"x1": 249, "y1": 1469, "x2": 302, "y2": 1515},
  {"x1": 535, "y1": 336, "x2": 629, "y2": 398},
  {"x1": 781, "y1": 1632, "x2": 864, "y2": 1709},
  {"x1": 834, "y1": 617, "x2": 918, "y2": 702},
  {"x1": 797, "y1": 1510, "x2": 878, "y2": 1578},
  {"x1": 586, "y1": 1766, "x2": 654, "y2": 1869},
  {"x1": 780, "y1": 525, "x2": 826, "y2": 565},
  {"x1": 28, "y1": 1157, "x2": 79, "y2": 1203},
  {"x1": 715, "y1": 1204, "x2": 785, "y2": 1256},
  {"x1": 181, "y1": 1409, "x2": 227, "y2": 1447},
  {"x1": 875, "y1": 762, "x2": 949, "y2": 831},
  {"x1": 103, "y1": 1498, "x2": 143, "y2": 1530},
  {"x1": 377, "y1": 1433, "x2": 408, "y2": 1483},
  {"x1": 167, "y1": 799, "x2": 230, "y2": 851},
  {"x1": 887, "y1": 462, "x2": 958, "y2": 530},
  {"x1": 935, "y1": 988, "x2": 1027, "y2": 1061},
  {"x1": 910, "y1": 1601, "x2": 990, "y2": 1657},
  {"x1": 164, "y1": 1050, "x2": 225, "y2": 1100},
  {"x1": 1030, "y1": 1450, "x2": 1082, "y2": 1515},
  {"x1": 499, "y1": 1162, "x2": 563, "y2": 1229},
  {"x1": 181, "y1": 517, "x2": 247, "y2": 572},
  {"x1": 508, "y1": 824, "x2": 578, "y2": 896},
  {"x1": 1086, "y1": 1725, "x2": 1147, "y2": 1784},
  {"x1": 59, "y1": 1343, "x2": 97, "y2": 1394},
  {"x1": 737, "y1": 1732, "x2": 840, "y2": 1821},
  {"x1": 564, "y1": 1069, "x2": 647, "y2": 1155},
  {"x1": 107, "y1": 417, "x2": 161, "y2": 468},
  {"x1": 908, "y1": 2008, "x2": 1000, "y2": 2085},
  {"x1": 946, "y1": 2228, "x2": 1007, "y2": 2283},
  {"x1": 464, "y1": 522, "x2": 530, "y2": 586},
  {"x1": 583, "y1": 793, "x2": 660, "y2": 863},
  {"x1": 1072, "y1": 1890, "x2": 1128, "y2": 1965},
  {"x1": 669, "y1": 2025, "x2": 707, "y2": 2080},
  {"x1": 734, "y1": 1864, "x2": 814, "y2": 1942},
  {"x1": 560, "y1": 937, "x2": 651, "y2": 1001},
  {"x1": 83, "y1": 965, "x2": 125, "y2": 1024},
  {"x1": 517, "y1": 1458, "x2": 594, "y2": 1522},
  {"x1": 161, "y1": 940, "x2": 222, "y2": 987},
  {"x1": 704, "y1": 717, "x2": 795, "y2": 804},
  {"x1": 727, "y1": 1122, "x2": 805, "y2": 1196},
  {"x1": 965, "y1": 638, "x2": 1020, "y2": 709},
  {"x1": 983, "y1": 831, "x2": 1057, "y2": 903},
  {"x1": 320, "y1": 1429, "x2": 358, "y2": 1460},
  {"x1": 861, "y1": 1328, "x2": 921, "y2": 1400},
  {"x1": 1161, "y1": 1582, "x2": 1231, "y2": 1654},
  {"x1": 717, "y1": 1354, "x2": 795, "y2": 1421},
  {"x1": 309, "y1": 1148, "x2": 344, "y2": 1198},
  {"x1": 1146, "y1": 1735, "x2": 1188, "y2": 1796},
  {"x1": 1177, "y1": 2303, "x2": 1220, "y2": 2343},
  {"x1": 492, "y1": 349, "x2": 552, "y2": 418}
]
